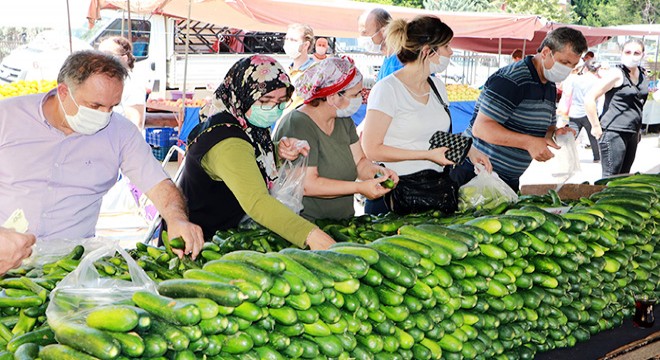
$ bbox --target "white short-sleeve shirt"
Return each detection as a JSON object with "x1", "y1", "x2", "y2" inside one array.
[{"x1": 366, "y1": 74, "x2": 451, "y2": 176}]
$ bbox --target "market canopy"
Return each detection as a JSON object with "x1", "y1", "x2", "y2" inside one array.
[{"x1": 95, "y1": 0, "x2": 660, "y2": 54}]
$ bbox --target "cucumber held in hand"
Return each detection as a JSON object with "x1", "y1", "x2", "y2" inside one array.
[{"x1": 375, "y1": 173, "x2": 395, "y2": 189}]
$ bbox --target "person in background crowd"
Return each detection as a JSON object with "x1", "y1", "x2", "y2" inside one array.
[
  {"x1": 178, "y1": 55, "x2": 336, "y2": 250},
  {"x1": 358, "y1": 8, "x2": 402, "y2": 81},
  {"x1": 558, "y1": 59, "x2": 603, "y2": 163},
  {"x1": 98, "y1": 36, "x2": 147, "y2": 131},
  {"x1": 451, "y1": 27, "x2": 588, "y2": 191},
  {"x1": 577, "y1": 50, "x2": 596, "y2": 75},
  {"x1": 274, "y1": 57, "x2": 398, "y2": 221},
  {"x1": 274, "y1": 23, "x2": 316, "y2": 133},
  {"x1": 361, "y1": 15, "x2": 491, "y2": 215},
  {"x1": 584, "y1": 38, "x2": 649, "y2": 177},
  {"x1": 0, "y1": 50, "x2": 204, "y2": 258},
  {"x1": 511, "y1": 48, "x2": 523, "y2": 62},
  {"x1": 283, "y1": 23, "x2": 315, "y2": 79},
  {"x1": 313, "y1": 37, "x2": 330, "y2": 62}
]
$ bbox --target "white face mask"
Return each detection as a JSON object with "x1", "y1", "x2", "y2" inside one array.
[
  {"x1": 543, "y1": 52, "x2": 573, "y2": 83},
  {"x1": 283, "y1": 40, "x2": 302, "y2": 59},
  {"x1": 621, "y1": 55, "x2": 642, "y2": 68},
  {"x1": 357, "y1": 31, "x2": 382, "y2": 54},
  {"x1": 430, "y1": 55, "x2": 451, "y2": 74},
  {"x1": 57, "y1": 90, "x2": 112, "y2": 135},
  {"x1": 335, "y1": 95, "x2": 363, "y2": 118}
]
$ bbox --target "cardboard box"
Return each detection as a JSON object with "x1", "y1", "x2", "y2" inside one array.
[{"x1": 520, "y1": 183, "x2": 606, "y2": 200}]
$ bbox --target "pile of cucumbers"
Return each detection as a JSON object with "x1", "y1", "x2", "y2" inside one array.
[{"x1": 0, "y1": 173, "x2": 657, "y2": 360}]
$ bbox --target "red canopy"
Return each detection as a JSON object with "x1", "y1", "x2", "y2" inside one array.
[{"x1": 97, "y1": 0, "x2": 660, "y2": 54}]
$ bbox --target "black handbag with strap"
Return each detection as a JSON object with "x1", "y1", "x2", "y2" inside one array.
[{"x1": 383, "y1": 77, "x2": 460, "y2": 215}]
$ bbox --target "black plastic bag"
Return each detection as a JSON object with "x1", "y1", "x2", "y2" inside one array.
[{"x1": 383, "y1": 169, "x2": 459, "y2": 215}]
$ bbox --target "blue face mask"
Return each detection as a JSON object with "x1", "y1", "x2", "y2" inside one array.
[{"x1": 247, "y1": 105, "x2": 284, "y2": 128}]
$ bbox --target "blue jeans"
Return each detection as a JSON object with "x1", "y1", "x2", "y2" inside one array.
[
  {"x1": 365, "y1": 197, "x2": 389, "y2": 215},
  {"x1": 599, "y1": 130, "x2": 640, "y2": 178}
]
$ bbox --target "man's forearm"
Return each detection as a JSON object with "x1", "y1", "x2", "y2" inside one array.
[
  {"x1": 473, "y1": 118, "x2": 536, "y2": 150},
  {"x1": 146, "y1": 179, "x2": 190, "y2": 223}
]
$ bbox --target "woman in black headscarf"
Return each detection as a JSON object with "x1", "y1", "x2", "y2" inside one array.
[{"x1": 179, "y1": 55, "x2": 335, "y2": 250}]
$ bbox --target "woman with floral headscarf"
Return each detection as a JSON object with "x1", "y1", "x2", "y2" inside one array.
[
  {"x1": 274, "y1": 57, "x2": 398, "y2": 221},
  {"x1": 179, "y1": 55, "x2": 335, "y2": 250}
]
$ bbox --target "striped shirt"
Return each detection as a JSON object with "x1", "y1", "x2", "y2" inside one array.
[{"x1": 464, "y1": 56, "x2": 556, "y2": 182}]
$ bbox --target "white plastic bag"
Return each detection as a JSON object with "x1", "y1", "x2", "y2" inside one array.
[
  {"x1": 458, "y1": 164, "x2": 519, "y2": 212},
  {"x1": 23, "y1": 237, "x2": 109, "y2": 268},
  {"x1": 46, "y1": 241, "x2": 157, "y2": 326},
  {"x1": 547, "y1": 132, "x2": 581, "y2": 181},
  {"x1": 271, "y1": 144, "x2": 308, "y2": 214}
]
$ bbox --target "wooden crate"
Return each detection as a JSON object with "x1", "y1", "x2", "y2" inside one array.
[{"x1": 520, "y1": 183, "x2": 606, "y2": 200}]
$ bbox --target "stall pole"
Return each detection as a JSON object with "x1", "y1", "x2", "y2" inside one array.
[
  {"x1": 66, "y1": 0, "x2": 73, "y2": 53},
  {"x1": 180, "y1": 0, "x2": 194, "y2": 129}
]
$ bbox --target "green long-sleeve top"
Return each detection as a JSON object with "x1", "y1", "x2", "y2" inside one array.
[{"x1": 201, "y1": 137, "x2": 315, "y2": 248}]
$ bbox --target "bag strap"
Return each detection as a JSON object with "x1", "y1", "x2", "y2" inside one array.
[{"x1": 427, "y1": 77, "x2": 453, "y2": 134}]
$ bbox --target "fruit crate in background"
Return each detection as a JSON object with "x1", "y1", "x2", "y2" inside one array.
[{"x1": 146, "y1": 127, "x2": 178, "y2": 161}]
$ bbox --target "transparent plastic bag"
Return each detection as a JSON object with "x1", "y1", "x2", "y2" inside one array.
[
  {"x1": 23, "y1": 237, "x2": 108, "y2": 268},
  {"x1": 46, "y1": 241, "x2": 157, "y2": 326},
  {"x1": 547, "y1": 132, "x2": 581, "y2": 180},
  {"x1": 458, "y1": 164, "x2": 518, "y2": 212},
  {"x1": 270, "y1": 141, "x2": 309, "y2": 214}
]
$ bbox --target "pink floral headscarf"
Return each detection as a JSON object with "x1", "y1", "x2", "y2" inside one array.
[{"x1": 295, "y1": 56, "x2": 363, "y2": 104}]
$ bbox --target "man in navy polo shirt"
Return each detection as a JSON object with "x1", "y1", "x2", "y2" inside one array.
[{"x1": 451, "y1": 27, "x2": 588, "y2": 191}]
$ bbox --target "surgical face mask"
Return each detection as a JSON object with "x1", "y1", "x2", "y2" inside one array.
[
  {"x1": 621, "y1": 55, "x2": 642, "y2": 68},
  {"x1": 543, "y1": 52, "x2": 573, "y2": 83},
  {"x1": 247, "y1": 104, "x2": 284, "y2": 128},
  {"x1": 335, "y1": 95, "x2": 363, "y2": 118},
  {"x1": 57, "y1": 90, "x2": 112, "y2": 135},
  {"x1": 283, "y1": 40, "x2": 302, "y2": 59},
  {"x1": 357, "y1": 31, "x2": 382, "y2": 54},
  {"x1": 430, "y1": 54, "x2": 451, "y2": 74}
]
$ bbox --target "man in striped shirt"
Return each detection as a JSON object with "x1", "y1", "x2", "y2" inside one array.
[{"x1": 451, "y1": 27, "x2": 587, "y2": 191}]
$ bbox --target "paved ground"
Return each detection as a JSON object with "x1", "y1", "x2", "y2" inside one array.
[{"x1": 520, "y1": 130, "x2": 660, "y2": 186}]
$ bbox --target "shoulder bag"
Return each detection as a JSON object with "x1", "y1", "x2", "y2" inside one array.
[{"x1": 383, "y1": 77, "x2": 460, "y2": 215}]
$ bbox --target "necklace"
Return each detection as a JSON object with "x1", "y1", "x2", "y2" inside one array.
[{"x1": 400, "y1": 81, "x2": 429, "y2": 98}]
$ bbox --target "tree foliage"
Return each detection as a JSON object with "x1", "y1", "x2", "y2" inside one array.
[
  {"x1": 357, "y1": 0, "x2": 424, "y2": 8},
  {"x1": 500, "y1": 0, "x2": 576, "y2": 23},
  {"x1": 573, "y1": 0, "x2": 659, "y2": 26},
  {"x1": 358, "y1": 0, "x2": 659, "y2": 26},
  {"x1": 423, "y1": 0, "x2": 499, "y2": 12}
]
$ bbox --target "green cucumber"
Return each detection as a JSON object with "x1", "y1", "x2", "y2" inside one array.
[
  {"x1": 221, "y1": 250, "x2": 286, "y2": 275},
  {"x1": 279, "y1": 249, "x2": 352, "y2": 282},
  {"x1": 266, "y1": 253, "x2": 324, "y2": 293},
  {"x1": 38, "y1": 344, "x2": 100, "y2": 360},
  {"x1": 86, "y1": 305, "x2": 138, "y2": 332},
  {"x1": 132, "y1": 291, "x2": 202, "y2": 326},
  {"x1": 315, "y1": 250, "x2": 370, "y2": 278},
  {"x1": 329, "y1": 244, "x2": 380, "y2": 264},
  {"x1": 202, "y1": 260, "x2": 274, "y2": 291},
  {"x1": 399, "y1": 225, "x2": 468, "y2": 260},
  {"x1": 183, "y1": 269, "x2": 263, "y2": 302},
  {"x1": 107, "y1": 331, "x2": 145, "y2": 357},
  {"x1": 157, "y1": 279, "x2": 247, "y2": 307},
  {"x1": 50, "y1": 322, "x2": 120, "y2": 359}
]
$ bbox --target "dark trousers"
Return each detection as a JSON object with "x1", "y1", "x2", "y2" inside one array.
[
  {"x1": 569, "y1": 116, "x2": 600, "y2": 161},
  {"x1": 599, "y1": 130, "x2": 640, "y2": 178},
  {"x1": 365, "y1": 197, "x2": 389, "y2": 215},
  {"x1": 449, "y1": 161, "x2": 520, "y2": 192}
]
